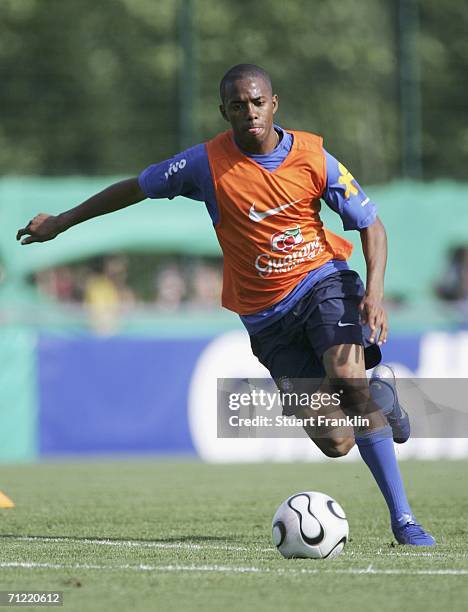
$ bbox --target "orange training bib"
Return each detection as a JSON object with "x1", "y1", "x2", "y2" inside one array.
[{"x1": 206, "y1": 129, "x2": 353, "y2": 314}]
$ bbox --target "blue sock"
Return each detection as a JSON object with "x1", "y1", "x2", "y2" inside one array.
[{"x1": 355, "y1": 425, "x2": 413, "y2": 527}]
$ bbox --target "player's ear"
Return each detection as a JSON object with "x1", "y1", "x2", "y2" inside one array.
[
  {"x1": 219, "y1": 104, "x2": 229, "y2": 122},
  {"x1": 272, "y1": 94, "x2": 279, "y2": 115}
]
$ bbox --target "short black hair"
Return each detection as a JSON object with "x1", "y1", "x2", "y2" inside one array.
[{"x1": 219, "y1": 64, "x2": 272, "y2": 103}]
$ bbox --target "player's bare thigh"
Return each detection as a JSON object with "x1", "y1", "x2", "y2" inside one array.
[{"x1": 298, "y1": 344, "x2": 386, "y2": 457}]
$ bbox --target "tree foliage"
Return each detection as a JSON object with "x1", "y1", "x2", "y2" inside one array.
[{"x1": 0, "y1": 0, "x2": 466, "y2": 182}]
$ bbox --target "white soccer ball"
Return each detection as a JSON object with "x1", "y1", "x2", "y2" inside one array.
[{"x1": 272, "y1": 491, "x2": 349, "y2": 559}]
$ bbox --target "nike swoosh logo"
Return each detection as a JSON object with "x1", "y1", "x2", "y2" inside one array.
[
  {"x1": 249, "y1": 199, "x2": 302, "y2": 222},
  {"x1": 337, "y1": 320, "x2": 357, "y2": 327}
]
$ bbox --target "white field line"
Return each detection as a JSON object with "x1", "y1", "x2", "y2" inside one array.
[
  {"x1": 357, "y1": 550, "x2": 468, "y2": 559},
  {"x1": 5, "y1": 536, "x2": 468, "y2": 559},
  {"x1": 0, "y1": 561, "x2": 467, "y2": 576},
  {"x1": 6, "y1": 536, "x2": 272, "y2": 553}
]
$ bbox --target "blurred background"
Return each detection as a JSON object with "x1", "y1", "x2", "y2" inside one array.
[{"x1": 1, "y1": 0, "x2": 467, "y2": 463}]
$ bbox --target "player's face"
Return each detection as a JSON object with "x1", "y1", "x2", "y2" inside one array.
[{"x1": 220, "y1": 77, "x2": 278, "y2": 154}]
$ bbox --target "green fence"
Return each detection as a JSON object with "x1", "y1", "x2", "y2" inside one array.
[{"x1": 2, "y1": 177, "x2": 467, "y2": 302}]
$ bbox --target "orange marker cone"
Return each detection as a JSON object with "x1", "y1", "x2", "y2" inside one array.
[{"x1": 0, "y1": 490, "x2": 15, "y2": 508}]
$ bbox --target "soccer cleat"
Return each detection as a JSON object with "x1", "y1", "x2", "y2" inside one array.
[
  {"x1": 370, "y1": 364, "x2": 410, "y2": 444},
  {"x1": 392, "y1": 519, "x2": 436, "y2": 546}
]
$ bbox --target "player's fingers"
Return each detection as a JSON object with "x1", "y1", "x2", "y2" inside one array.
[
  {"x1": 16, "y1": 217, "x2": 37, "y2": 239},
  {"x1": 16, "y1": 227, "x2": 29, "y2": 240},
  {"x1": 378, "y1": 315, "x2": 389, "y2": 345},
  {"x1": 20, "y1": 235, "x2": 39, "y2": 245},
  {"x1": 358, "y1": 300, "x2": 368, "y2": 325},
  {"x1": 368, "y1": 309, "x2": 378, "y2": 343},
  {"x1": 372, "y1": 310, "x2": 386, "y2": 345},
  {"x1": 378, "y1": 327, "x2": 387, "y2": 346}
]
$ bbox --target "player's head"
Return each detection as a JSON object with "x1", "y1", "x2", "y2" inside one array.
[{"x1": 219, "y1": 64, "x2": 278, "y2": 153}]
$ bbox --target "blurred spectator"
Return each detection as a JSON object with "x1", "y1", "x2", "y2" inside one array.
[
  {"x1": 72, "y1": 264, "x2": 92, "y2": 303},
  {"x1": 84, "y1": 255, "x2": 135, "y2": 334},
  {"x1": 435, "y1": 246, "x2": 468, "y2": 302},
  {"x1": 29, "y1": 254, "x2": 224, "y2": 317},
  {"x1": 189, "y1": 262, "x2": 223, "y2": 308},
  {"x1": 34, "y1": 266, "x2": 80, "y2": 302},
  {"x1": 153, "y1": 264, "x2": 187, "y2": 310},
  {"x1": 102, "y1": 255, "x2": 136, "y2": 306}
]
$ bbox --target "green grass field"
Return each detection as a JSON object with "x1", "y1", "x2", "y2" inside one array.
[{"x1": 0, "y1": 459, "x2": 467, "y2": 612}]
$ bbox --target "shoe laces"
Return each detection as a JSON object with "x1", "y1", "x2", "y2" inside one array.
[{"x1": 397, "y1": 521, "x2": 432, "y2": 543}]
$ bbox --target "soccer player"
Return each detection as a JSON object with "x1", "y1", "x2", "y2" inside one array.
[{"x1": 17, "y1": 64, "x2": 434, "y2": 545}]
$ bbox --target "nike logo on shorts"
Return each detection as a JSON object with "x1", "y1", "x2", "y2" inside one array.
[
  {"x1": 337, "y1": 320, "x2": 357, "y2": 327},
  {"x1": 249, "y1": 199, "x2": 302, "y2": 222}
]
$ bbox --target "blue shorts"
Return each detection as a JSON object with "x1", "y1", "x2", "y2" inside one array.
[{"x1": 249, "y1": 270, "x2": 382, "y2": 413}]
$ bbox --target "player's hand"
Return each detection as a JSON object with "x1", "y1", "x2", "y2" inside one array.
[
  {"x1": 359, "y1": 294, "x2": 388, "y2": 345},
  {"x1": 16, "y1": 213, "x2": 62, "y2": 245}
]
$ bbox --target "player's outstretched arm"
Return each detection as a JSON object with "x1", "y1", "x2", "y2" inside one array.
[
  {"x1": 359, "y1": 216, "x2": 388, "y2": 345},
  {"x1": 16, "y1": 177, "x2": 146, "y2": 245}
]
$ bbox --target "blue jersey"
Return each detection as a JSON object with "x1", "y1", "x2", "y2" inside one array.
[{"x1": 138, "y1": 126, "x2": 377, "y2": 333}]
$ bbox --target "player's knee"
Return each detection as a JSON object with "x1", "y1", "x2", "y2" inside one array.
[
  {"x1": 321, "y1": 437, "x2": 354, "y2": 458},
  {"x1": 329, "y1": 364, "x2": 363, "y2": 383},
  {"x1": 333, "y1": 378, "x2": 370, "y2": 415}
]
